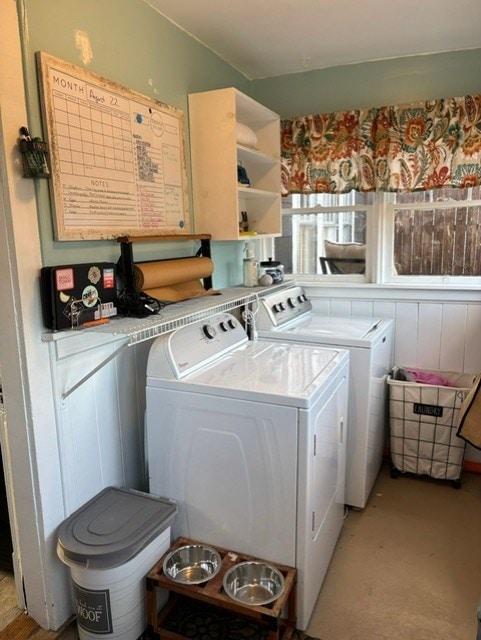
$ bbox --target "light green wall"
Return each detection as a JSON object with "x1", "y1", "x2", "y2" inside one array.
[
  {"x1": 252, "y1": 49, "x2": 481, "y2": 117},
  {"x1": 19, "y1": 0, "x2": 481, "y2": 288},
  {"x1": 20, "y1": 0, "x2": 250, "y2": 287}
]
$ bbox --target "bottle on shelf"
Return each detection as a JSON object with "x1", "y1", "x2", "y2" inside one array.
[{"x1": 243, "y1": 242, "x2": 258, "y2": 287}]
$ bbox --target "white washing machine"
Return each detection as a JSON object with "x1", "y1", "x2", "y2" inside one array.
[
  {"x1": 256, "y1": 285, "x2": 394, "y2": 510},
  {"x1": 145, "y1": 312, "x2": 349, "y2": 630}
]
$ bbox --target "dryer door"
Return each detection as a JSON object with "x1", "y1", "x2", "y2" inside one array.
[{"x1": 295, "y1": 365, "x2": 349, "y2": 629}]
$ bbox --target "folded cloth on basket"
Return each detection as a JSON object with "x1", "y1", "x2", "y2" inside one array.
[{"x1": 457, "y1": 374, "x2": 481, "y2": 450}]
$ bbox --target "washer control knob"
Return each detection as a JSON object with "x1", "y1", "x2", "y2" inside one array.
[
  {"x1": 228, "y1": 318, "x2": 236, "y2": 329},
  {"x1": 287, "y1": 297, "x2": 297, "y2": 308},
  {"x1": 202, "y1": 324, "x2": 216, "y2": 339},
  {"x1": 219, "y1": 321, "x2": 229, "y2": 332},
  {"x1": 279, "y1": 302, "x2": 287, "y2": 311}
]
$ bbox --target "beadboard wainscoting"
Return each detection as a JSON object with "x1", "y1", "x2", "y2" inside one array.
[
  {"x1": 302, "y1": 283, "x2": 481, "y2": 464},
  {"x1": 46, "y1": 283, "x2": 481, "y2": 519},
  {"x1": 47, "y1": 332, "x2": 152, "y2": 516},
  {"x1": 44, "y1": 288, "x2": 255, "y2": 517}
]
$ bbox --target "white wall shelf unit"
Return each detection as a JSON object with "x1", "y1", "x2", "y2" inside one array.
[
  {"x1": 41, "y1": 285, "x2": 287, "y2": 398},
  {"x1": 41, "y1": 288, "x2": 263, "y2": 347},
  {"x1": 188, "y1": 87, "x2": 281, "y2": 240}
]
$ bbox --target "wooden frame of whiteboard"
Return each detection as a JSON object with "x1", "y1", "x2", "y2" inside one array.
[{"x1": 36, "y1": 51, "x2": 190, "y2": 241}]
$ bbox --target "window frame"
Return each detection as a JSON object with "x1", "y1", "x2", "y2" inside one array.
[{"x1": 277, "y1": 192, "x2": 481, "y2": 287}]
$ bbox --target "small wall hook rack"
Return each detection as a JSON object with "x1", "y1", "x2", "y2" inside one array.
[{"x1": 19, "y1": 126, "x2": 51, "y2": 178}]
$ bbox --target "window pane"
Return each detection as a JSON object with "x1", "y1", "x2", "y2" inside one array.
[
  {"x1": 288, "y1": 191, "x2": 372, "y2": 208},
  {"x1": 392, "y1": 187, "x2": 481, "y2": 276},
  {"x1": 277, "y1": 191, "x2": 369, "y2": 275}
]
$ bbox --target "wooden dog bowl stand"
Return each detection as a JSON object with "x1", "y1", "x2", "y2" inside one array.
[{"x1": 146, "y1": 536, "x2": 297, "y2": 640}]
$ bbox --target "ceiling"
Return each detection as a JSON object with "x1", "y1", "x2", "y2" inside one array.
[{"x1": 145, "y1": 0, "x2": 481, "y2": 79}]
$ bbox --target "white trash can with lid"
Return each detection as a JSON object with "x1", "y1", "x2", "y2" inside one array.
[{"x1": 57, "y1": 486, "x2": 177, "y2": 640}]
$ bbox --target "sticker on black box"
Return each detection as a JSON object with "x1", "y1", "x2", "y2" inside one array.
[{"x1": 73, "y1": 582, "x2": 113, "y2": 634}]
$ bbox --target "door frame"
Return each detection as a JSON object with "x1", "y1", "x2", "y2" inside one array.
[{"x1": 0, "y1": 2, "x2": 73, "y2": 629}]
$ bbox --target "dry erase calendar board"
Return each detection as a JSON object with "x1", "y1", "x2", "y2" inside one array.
[{"x1": 36, "y1": 52, "x2": 190, "y2": 240}]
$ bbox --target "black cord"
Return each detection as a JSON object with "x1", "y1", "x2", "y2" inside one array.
[{"x1": 117, "y1": 289, "x2": 164, "y2": 317}]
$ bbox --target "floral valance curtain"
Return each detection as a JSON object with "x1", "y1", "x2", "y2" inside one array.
[{"x1": 280, "y1": 95, "x2": 481, "y2": 195}]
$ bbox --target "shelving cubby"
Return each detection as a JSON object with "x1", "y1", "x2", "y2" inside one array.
[{"x1": 188, "y1": 87, "x2": 281, "y2": 240}]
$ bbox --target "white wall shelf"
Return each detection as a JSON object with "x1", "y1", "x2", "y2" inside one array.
[{"x1": 188, "y1": 87, "x2": 281, "y2": 240}]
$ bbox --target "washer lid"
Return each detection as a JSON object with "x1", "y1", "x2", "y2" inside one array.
[
  {"x1": 291, "y1": 315, "x2": 382, "y2": 339},
  {"x1": 264, "y1": 315, "x2": 391, "y2": 348},
  {"x1": 57, "y1": 487, "x2": 177, "y2": 570}
]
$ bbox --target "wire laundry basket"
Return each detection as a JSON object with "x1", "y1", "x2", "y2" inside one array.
[{"x1": 388, "y1": 367, "x2": 476, "y2": 487}]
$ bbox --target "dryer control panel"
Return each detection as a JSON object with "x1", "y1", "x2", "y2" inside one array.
[
  {"x1": 147, "y1": 312, "x2": 249, "y2": 379},
  {"x1": 257, "y1": 285, "x2": 312, "y2": 330}
]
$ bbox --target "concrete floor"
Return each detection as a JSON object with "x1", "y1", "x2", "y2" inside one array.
[
  {"x1": 307, "y1": 462, "x2": 481, "y2": 640},
  {"x1": 1, "y1": 462, "x2": 481, "y2": 639}
]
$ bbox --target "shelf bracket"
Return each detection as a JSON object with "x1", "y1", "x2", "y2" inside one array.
[{"x1": 61, "y1": 341, "x2": 129, "y2": 400}]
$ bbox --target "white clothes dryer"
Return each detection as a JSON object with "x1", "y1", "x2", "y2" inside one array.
[
  {"x1": 256, "y1": 285, "x2": 394, "y2": 509},
  {"x1": 145, "y1": 312, "x2": 349, "y2": 630}
]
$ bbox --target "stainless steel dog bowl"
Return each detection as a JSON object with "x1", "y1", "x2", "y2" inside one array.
[
  {"x1": 223, "y1": 561, "x2": 285, "y2": 605},
  {"x1": 163, "y1": 544, "x2": 222, "y2": 585}
]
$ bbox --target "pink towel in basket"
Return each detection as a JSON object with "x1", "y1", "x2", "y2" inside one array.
[{"x1": 405, "y1": 368, "x2": 457, "y2": 387}]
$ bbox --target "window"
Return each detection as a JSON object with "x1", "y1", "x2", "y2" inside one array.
[
  {"x1": 276, "y1": 187, "x2": 481, "y2": 284},
  {"x1": 386, "y1": 186, "x2": 481, "y2": 280},
  {"x1": 276, "y1": 192, "x2": 372, "y2": 277}
]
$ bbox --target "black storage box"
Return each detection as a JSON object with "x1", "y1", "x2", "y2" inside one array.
[{"x1": 40, "y1": 263, "x2": 118, "y2": 330}]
